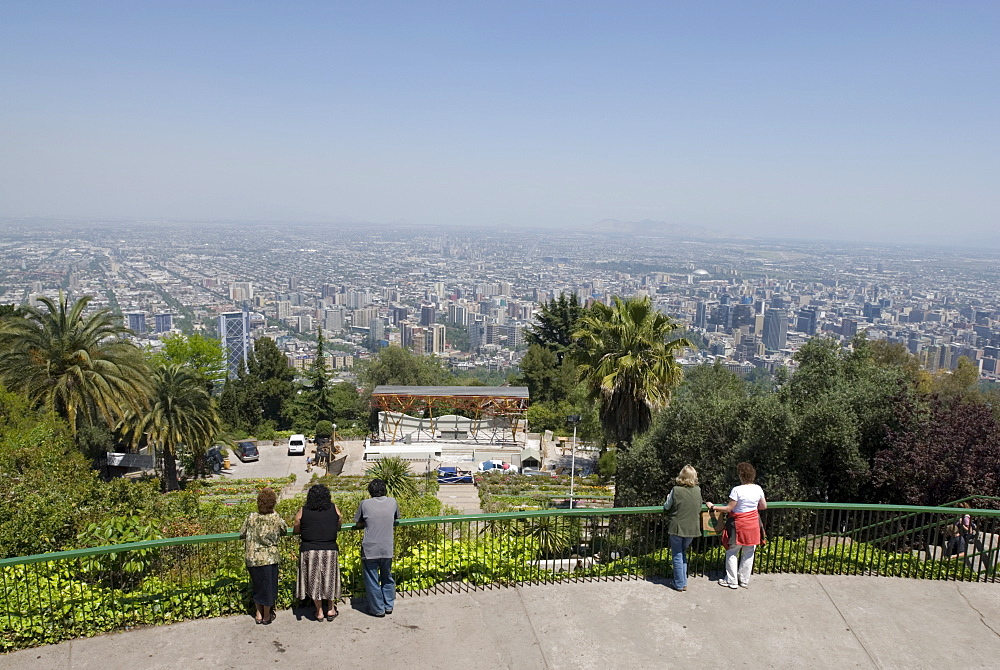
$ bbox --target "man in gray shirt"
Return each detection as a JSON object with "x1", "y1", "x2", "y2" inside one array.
[{"x1": 354, "y1": 478, "x2": 401, "y2": 617}]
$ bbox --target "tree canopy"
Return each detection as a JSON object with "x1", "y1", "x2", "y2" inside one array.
[
  {"x1": 574, "y1": 295, "x2": 689, "y2": 447},
  {"x1": 0, "y1": 293, "x2": 150, "y2": 437}
]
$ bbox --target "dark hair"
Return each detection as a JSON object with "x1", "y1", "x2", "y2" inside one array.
[
  {"x1": 737, "y1": 462, "x2": 756, "y2": 485},
  {"x1": 368, "y1": 478, "x2": 387, "y2": 498},
  {"x1": 306, "y1": 484, "x2": 332, "y2": 511},
  {"x1": 257, "y1": 487, "x2": 277, "y2": 514}
]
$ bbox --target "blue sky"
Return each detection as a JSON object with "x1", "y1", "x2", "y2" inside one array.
[{"x1": 1, "y1": 1, "x2": 997, "y2": 244}]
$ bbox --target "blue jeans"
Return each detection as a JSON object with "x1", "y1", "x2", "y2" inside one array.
[
  {"x1": 361, "y1": 557, "x2": 395, "y2": 614},
  {"x1": 669, "y1": 535, "x2": 694, "y2": 589}
]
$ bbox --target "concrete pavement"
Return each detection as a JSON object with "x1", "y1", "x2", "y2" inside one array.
[{"x1": 4, "y1": 575, "x2": 998, "y2": 669}]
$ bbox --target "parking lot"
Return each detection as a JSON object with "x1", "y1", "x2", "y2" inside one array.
[{"x1": 221, "y1": 438, "x2": 313, "y2": 482}]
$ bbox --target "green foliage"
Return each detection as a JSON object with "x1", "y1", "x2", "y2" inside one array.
[
  {"x1": 219, "y1": 336, "x2": 295, "y2": 432},
  {"x1": 514, "y1": 344, "x2": 577, "y2": 404},
  {"x1": 123, "y1": 363, "x2": 220, "y2": 492},
  {"x1": 525, "y1": 292, "x2": 585, "y2": 364},
  {"x1": 0, "y1": 386, "x2": 161, "y2": 557},
  {"x1": 574, "y1": 295, "x2": 689, "y2": 449},
  {"x1": 3, "y1": 506, "x2": 986, "y2": 653},
  {"x1": 0, "y1": 292, "x2": 151, "y2": 437},
  {"x1": 150, "y1": 333, "x2": 227, "y2": 393},
  {"x1": 314, "y1": 420, "x2": 334, "y2": 440},
  {"x1": 357, "y1": 345, "x2": 450, "y2": 389},
  {"x1": 597, "y1": 448, "x2": 617, "y2": 484},
  {"x1": 364, "y1": 456, "x2": 419, "y2": 498}
]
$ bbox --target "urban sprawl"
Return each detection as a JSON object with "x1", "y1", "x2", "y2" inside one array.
[{"x1": 2, "y1": 220, "x2": 999, "y2": 385}]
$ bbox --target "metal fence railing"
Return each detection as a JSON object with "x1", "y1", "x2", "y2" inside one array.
[{"x1": 1, "y1": 502, "x2": 998, "y2": 652}]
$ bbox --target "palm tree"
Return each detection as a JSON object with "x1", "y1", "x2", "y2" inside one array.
[
  {"x1": 127, "y1": 363, "x2": 220, "y2": 491},
  {"x1": 573, "y1": 295, "x2": 690, "y2": 448},
  {"x1": 0, "y1": 293, "x2": 150, "y2": 435},
  {"x1": 364, "y1": 456, "x2": 418, "y2": 498}
]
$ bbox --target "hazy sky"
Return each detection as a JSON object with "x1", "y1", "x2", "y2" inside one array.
[{"x1": 1, "y1": 2, "x2": 997, "y2": 244}]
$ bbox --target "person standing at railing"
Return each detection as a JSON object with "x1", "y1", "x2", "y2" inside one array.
[
  {"x1": 955, "y1": 502, "x2": 978, "y2": 548},
  {"x1": 707, "y1": 462, "x2": 767, "y2": 590},
  {"x1": 240, "y1": 487, "x2": 288, "y2": 624},
  {"x1": 663, "y1": 464, "x2": 703, "y2": 592},
  {"x1": 294, "y1": 484, "x2": 342, "y2": 621},
  {"x1": 354, "y1": 478, "x2": 401, "y2": 617}
]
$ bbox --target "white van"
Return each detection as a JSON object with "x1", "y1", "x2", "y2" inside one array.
[{"x1": 287, "y1": 434, "x2": 307, "y2": 456}]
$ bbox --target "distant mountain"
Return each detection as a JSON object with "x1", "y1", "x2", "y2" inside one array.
[{"x1": 583, "y1": 219, "x2": 722, "y2": 238}]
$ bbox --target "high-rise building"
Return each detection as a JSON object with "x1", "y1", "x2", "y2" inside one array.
[
  {"x1": 448, "y1": 303, "x2": 469, "y2": 327},
  {"x1": 762, "y1": 308, "x2": 787, "y2": 352},
  {"x1": 324, "y1": 306, "x2": 345, "y2": 332},
  {"x1": 276, "y1": 301, "x2": 291, "y2": 319},
  {"x1": 347, "y1": 290, "x2": 372, "y2": 309},
  {"x1": 126, "y1": 312, "x2": 147, "y2": 334},
  {"x1": 420, "y1": 304, "x2": 436, "y2": 327},
  {"x1": 430, "y1": 323, "x2": 447, "y2": 353},
  {"x1": 369, "y1": 317, "x2": 386, "y2": 343},
  {"x1": 391, "y1": 306, "x2": 408, "y2": 325},
  {"x1": 300, "y1": 314, "x2": 313, "y2": 333},
  {"x1": 695, "y1": 300, "x2": 707, "y2": 329},
  {"x1": 411, "y1": 328, "x2": 427, "y2": 355},
  {"x1": 352, "y1": 306, "x2": 378, "y2": 329},
  {"x1": 230, "y1": 281, "x2": 253, "y2": 302},
  {"x1": 154, "y1": 313, "x2": 173, "y2": 333},
  {"x1": 400, "y1": 321, "x2": 415, "y2": 348},
  {"x1": 218, "y1": 307, "x2": 251, "y2": 379},
  {"x1": 796, "y1": 306, "x2": 818, "y2": 335}
]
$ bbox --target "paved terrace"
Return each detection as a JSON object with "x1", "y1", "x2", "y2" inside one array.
[{"x1": 5, "y1": 575, "x2": 999, "y2": 670}]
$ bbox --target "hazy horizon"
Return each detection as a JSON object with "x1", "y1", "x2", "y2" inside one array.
[{"x1": 1, "y1": 2, "x2": 997, "y2": 245}]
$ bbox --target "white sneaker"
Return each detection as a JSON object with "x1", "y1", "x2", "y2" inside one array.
[
  {"x1": 739, "y1": 582, "x2": 749, "y2": 589},
  {"x1": 718, "y1": 579, "x2": 738, "y2": 590}
]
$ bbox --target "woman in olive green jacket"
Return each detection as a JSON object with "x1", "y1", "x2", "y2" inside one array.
[{"x1": 663, "y1": 465, "x2": 702, "y2": 592}]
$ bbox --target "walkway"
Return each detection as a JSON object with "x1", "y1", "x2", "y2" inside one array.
[
  {"x1": 6, "y1": 575, "x2": 999, "y2": 669},
  {"x1": 436, "y1": 482, "x2": 483, "y2": 514}
]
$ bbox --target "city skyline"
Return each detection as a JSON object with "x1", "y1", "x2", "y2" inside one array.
[{"x1": 2, "y1": 2, "x2": 998, "y2": 245}]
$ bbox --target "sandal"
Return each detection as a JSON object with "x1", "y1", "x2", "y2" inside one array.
[{"x1": 326, "y1": 607, "x2": 339, "y2": 621}]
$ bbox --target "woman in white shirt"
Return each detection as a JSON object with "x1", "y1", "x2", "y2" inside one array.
[{"x1": 707, "y1": 462, "x2": 767, "y2": 589}]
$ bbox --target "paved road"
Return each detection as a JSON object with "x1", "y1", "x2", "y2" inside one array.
[
  {"x1": 6, "y1": 575, "x2": 999, "y2": 669},
  {"x1": 437, "y1": 483, "x2": 483, "y2": 514},
  {"x1": 221, "y1": 439, "x2": 312, "y2": 485}
]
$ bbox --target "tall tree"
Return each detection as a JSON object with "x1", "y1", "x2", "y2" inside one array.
[
  {"x1": 126, "y1": 363, "x2": 220, "y2": 492},
  {"x1": 573, "y1": 295, "x2": 689, "y2": 447},
  {"x1": 0, "y1": 293, "x2": 150, "y2": 437},
  {"x1": 284, "y1": 329, "x2": 340, "y2": 430},
  {"x1": 219, "y1": 336, "x2": 295, "y2": 431},
  {"x1": 525, "y1": 293, "x2": 585, "y2": 363},
  {"x1": 358, "y1": 345, "x2": 449, "y2": 389},
  {"x1": 150, "y1": 333, "x2": 227, "y2": 393}
]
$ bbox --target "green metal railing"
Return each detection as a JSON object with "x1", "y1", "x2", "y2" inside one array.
[{"x1": 1, "y1": 502, "x2": 998, "y2": 651}]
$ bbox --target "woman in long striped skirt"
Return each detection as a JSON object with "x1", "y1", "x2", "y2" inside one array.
[{"x1": 294, "y1": 484, "x2": 342, "y2": 621}]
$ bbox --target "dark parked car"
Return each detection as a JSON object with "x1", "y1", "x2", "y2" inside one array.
[{"x1": 234, "y1": 441, "x2": 259, "y2": 462}]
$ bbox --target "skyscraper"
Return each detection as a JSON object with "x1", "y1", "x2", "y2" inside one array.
[
  {"x1": 154, "y1": 313, "x2": 173, "y2": 333},
  {"x1": 229, "y1": 281, "x2": 253, "y2": 302},
  {"x1": 763, "y1": 308, "x2": 787, "y2": 352},
  {"x1": 695, "y1": 300, "x2": 707, "y2": 329},
  {"x1": 369, "y1": 317, "x2": 386, "y2": 343},
  {"x1": 218, "y1": 307, "x2": 251, "y2": 379},
  {"x1": 796, "y1": 306, "x2": 818, "y2": 335},
  {"x1": 420, "y1": 304, "x2": 436, "y2": 327},
  {"x1": 126, "y1": 312, "x2": 147, "y2": 334},
  {"x1": 430, "y1": 323, "x2": 447, "y2": 353}
]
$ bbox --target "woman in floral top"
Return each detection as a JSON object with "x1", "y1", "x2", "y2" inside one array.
[{"x1": 240, "y1": 488, "x2": 287, "y2": 624}]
